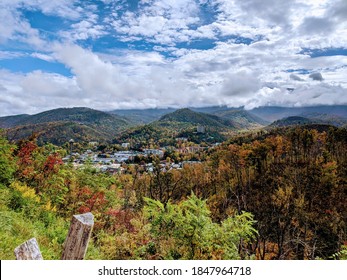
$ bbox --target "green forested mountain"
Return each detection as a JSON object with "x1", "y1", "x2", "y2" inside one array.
[
  {"x1": 2, "y1": 106, "x2": 346, "y2": 147},
  {"x1": 6, "y1": 121, "x2": 113, "y2": 146},
  {"x1": 113, "y1": 124, "x2": 174, "y2": 148},
  {"x1": 1, "y1": 107, "x2": 133, "y2": 145},
  {"x1": 158, "y1": 108, "x2": 235, "y2": 129},
  {"x1": 212, "y1": 109, "x2": 269, "y2": 128},
  {"x1": 0, "y1": 114, "x2": 30, "y2": 128},
  {"x1": 269, "y1": 114, "x2": 347, "y2": 128},
  {"x1": 300, "y1": 113, "x2": 347, "y2": 127},
  {"x1": 114, "y1": 108, "x2": 237, "y2": 147},
  {"x1": 111, "y1": 105, "x2": 346, "y2": 128},
  {"x1": 270, "y1": 116, "x2": 313, "y2": 127},
  {"x1": 109, "y1": 108, "x2": 176, "y2": 124},
  {"x1": 110, "y1": 106, "x2": 269, "y2": 127},
  {"x1": 10, "y1": 107, "x2": 130, "y2": 127}
]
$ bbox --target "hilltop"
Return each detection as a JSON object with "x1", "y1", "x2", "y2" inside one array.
[
  {"x1": 211, "y1": 109, "x2": 269, "y2": 129},
  {"x1": 157, "y1": 108, "x2": 234, "y2": 129},
  {"x1": 109, "y1": 108, "x2": 176, "y2": 124},
  {"x1": 269, "y1": 114, "x2": 347, "y2": 128},
  {"x1": 1, "y1": 107, "x2": 132, "y2": 145},
  {"x1": 114, "y1": 108, "x2": 238, "y2": 146},
  {"x1": 269, "y1": 116, "x2": 313, "y2": 127}
]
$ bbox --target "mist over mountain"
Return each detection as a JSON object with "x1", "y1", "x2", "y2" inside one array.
[{"x1": 249, "y1": 105, "x2": 347, "y2": 122}]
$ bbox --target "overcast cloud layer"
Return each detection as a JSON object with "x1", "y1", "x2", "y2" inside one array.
[{"x1": 0, "y1": 0, "x2": 347, "y2": 116}]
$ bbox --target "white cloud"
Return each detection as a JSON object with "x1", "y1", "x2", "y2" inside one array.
[
  {"x1": 0, "y1": 51, "x2": 26, "y2": 60},
  {"x1": 0, "y1": 7, "x2": 44, "y2": 47},
  {"x1": 110, "y1": 0, "x2": 202, "y2": 45},
  {"x1": 290, "y1": 74, "x2": 304, "y2": 82},
  {"x1": 221, "y1": 71, "x2": 261, "y2": 97},
  {"x1": 30, "y1": 52, "x2": 55, "y2": 62},
  {"x1": 1, "y1": 0, "x2": 347, "y2": 116},
  {"x1": 309, "y1": 72, "x2": 324, "y2": 81},
  {"x1": 10, "y1": 0, "x2": 82, "y2": 19},
  {"x1": 0, "y1": 69, "x2": 83, "y2": 116}
]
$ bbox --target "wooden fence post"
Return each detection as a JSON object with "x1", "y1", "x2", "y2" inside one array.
[
  {"x1": 14, "y1": 238, "x2": 43, "y2": 260},
  {"x1": 61, "y1": 212, "x2": 94, "y2": 260}
]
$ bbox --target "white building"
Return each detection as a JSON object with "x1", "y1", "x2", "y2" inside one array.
[
  {"x1": 121, "y1": 143, "x2": 130, "y2": 148},
  {"x1": 143, "y1": 149, "x2": 164, "y2": 158}
]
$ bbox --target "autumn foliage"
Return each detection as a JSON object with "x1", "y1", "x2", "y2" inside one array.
[{"x1": 0, "y1": 126, "x2": 346, "y2": 260}]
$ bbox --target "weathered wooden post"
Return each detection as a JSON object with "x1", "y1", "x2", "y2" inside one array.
[
  {"x1": 14, "y1": 238, "x2": 43, "y2": 260},
  {"x1": 61, "y1": 212, "x2": 94, "y2": 260}
]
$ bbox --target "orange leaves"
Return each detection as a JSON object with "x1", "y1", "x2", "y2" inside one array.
[{"x1": 322, "y1": 161, "x2": 337, "y2": 175}]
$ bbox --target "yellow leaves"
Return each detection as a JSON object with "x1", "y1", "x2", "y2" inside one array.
[
  {"x1": 11, "y1": 181, "x2": 40, "y2": 203},
  {"x1": 10, "y1": 180, "x2": 58, "y2": 213},
  {"x1": 42, "y1": 201, "x2": 57, "y2": 212},
  {"x1": 322, "y1": 161, "x2": 337, "y2": 175},
  {"x1": 271, "y1": 186, "x2": 293, "y2": 209}
]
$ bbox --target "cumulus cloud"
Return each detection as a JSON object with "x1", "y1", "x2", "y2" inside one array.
[
  {"x1": 290, "y1": 74, "x2": 304, "y2": 81},
  {"x1": 326, "y1": 0, "x2": 347, "y2": 22},
  {"x1": 0, "y1": 0, "x2": 80, "y2": 34},
  {"x1": 0, "y1": 69, "x2": 83, "y2": 116},
  {"x1": 221, "y1": 71, "x2": 261, "y2": 97},
  {"x1": 109, "y1": 0, "x2": 202, "y2": 45},
  {"x1": 309, "y1": 72, "x2": 324, "y2": 81},
  {"x1": 238, "y1": 0, "x2": 294, "y2": 29},
  {"x1": 299, "y1": 17, "x2": 335, "y2": 35},
  {"x1": 0, "y1": 7, "x2": 44, "y2": 47},
  {"x1": 243, "y1": 83, "x2": 347, "y2": 109},
  {"x1": 20, "y1": 71, "x2": 80, "y2": 97},
  {"x1": 51, "y1": 44, "x2": 199, "y2": 109},
  {"x1": 1, "y1": 0, "x2": 347, "y2": 116}
]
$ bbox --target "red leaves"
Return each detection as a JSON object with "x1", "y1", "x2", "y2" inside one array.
[
  {"x1": 105, "y1": 208, "x2": 135, "y2": 232},
  {"x1": 78, "y1": 190, "x2": 107, "y2": 214},
  {"x1": 43, "y1": 153, "x2": 63, "y2": 174},
  {"x1": 17, "y1": 141, "x2": 37, "y2": 165}
]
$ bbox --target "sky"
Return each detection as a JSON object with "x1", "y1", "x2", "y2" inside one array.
[{"x1": 0, "y1": 0, "x2": 347, "y2": 116}]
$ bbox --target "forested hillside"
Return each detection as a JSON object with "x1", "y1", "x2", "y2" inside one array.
[
  {"x1": 0, "y1": 125, "x2": 346, "y2": 260},
  {"x1": 113, "y1": 108, "x2": 236, "y2": 148},
  {"x1": 0, "y1": 107, "x2": 133, "y2": 145}
]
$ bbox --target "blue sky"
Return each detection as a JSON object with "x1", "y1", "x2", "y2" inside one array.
[{"x1": 0, "y1": 0, "x2": 347, "y2": 116}]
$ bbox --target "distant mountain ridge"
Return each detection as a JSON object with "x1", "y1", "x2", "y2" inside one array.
[
  {"x1": 158, "y1": 108, "x2": 234, "y2": 129},
  {"x1": 269, "y1": 114, "x2": 347, "y2": 128},
  {"x1": 270, "y1": 116, "x2": 313, "y2": 127},
  {"x1": 110, "y1": 105, "x2": 347, "y2": 126},
  {"x1": 110, "y1": 108, "x2": 177, "y2": 124},
  {"x1": 249, "y1": 105, "x2": 347, "y2": 122},
  {"x1": 2, "y1": 105, "x2": 346, "y2": 145}
]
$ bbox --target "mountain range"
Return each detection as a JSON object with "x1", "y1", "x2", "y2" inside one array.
[{"x1": 1, "y1": 105, "x2": 346, "y2": 145}]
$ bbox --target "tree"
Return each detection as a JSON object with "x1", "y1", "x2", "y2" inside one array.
[
  {"x1": 143, "y1": 193, "x2": 257, "y2": 259},
  {"x1": 0, "y1": 132, "x2": 16, "y2": 187}
]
